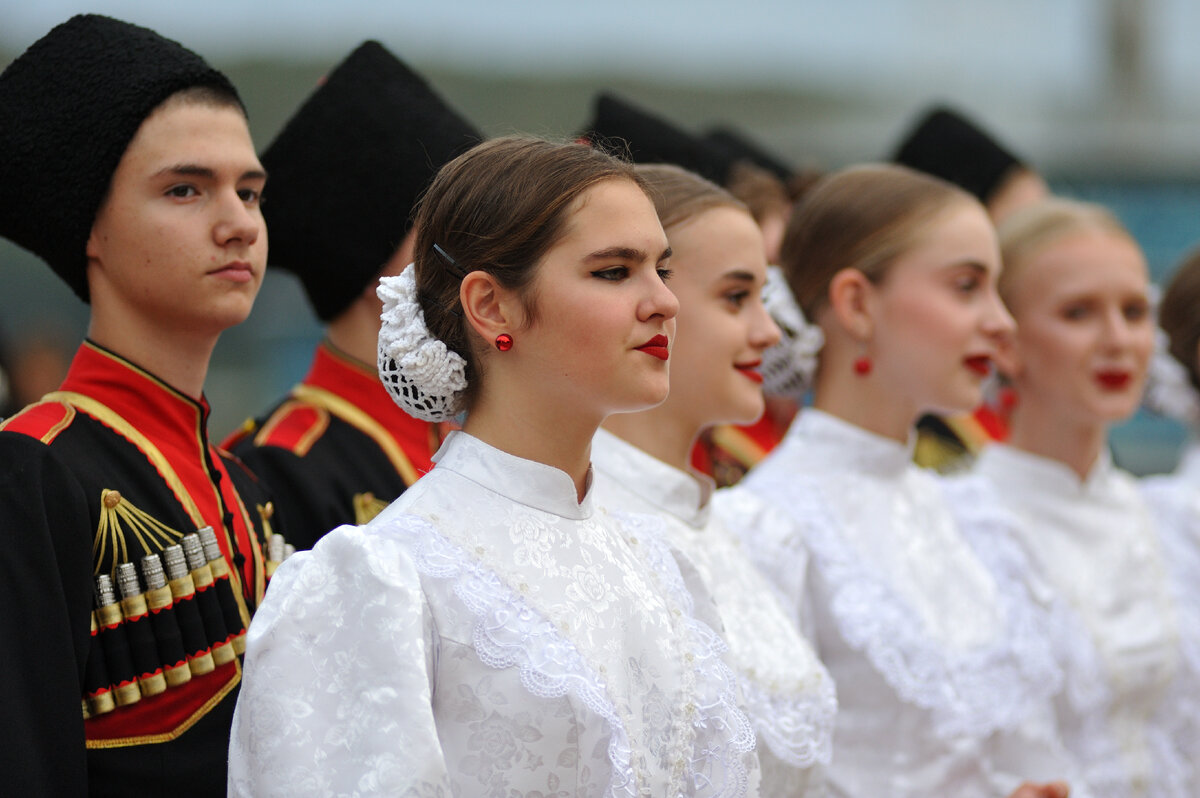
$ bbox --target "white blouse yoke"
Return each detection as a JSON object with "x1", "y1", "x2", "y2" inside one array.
[
  {"x1": 727, "y1": 409, "x2": 1075, "y2": 798},
  {"x1": 229, "y1": 431, "x2": 757, "y2": 797},
  {"x1": 590, "y1": 429, "x2": 836, "y2": 796}
]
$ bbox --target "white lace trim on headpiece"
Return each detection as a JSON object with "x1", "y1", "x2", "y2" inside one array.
[
  {"x1": 1144, "y1": 328, "x2": 1200, "y2": 425},
  {"x1": 377, "y1": 263, "x2": 469, "y2": 422},
  {"x1": 759, "y1": 265, "x2": 824, "y2": 401}
]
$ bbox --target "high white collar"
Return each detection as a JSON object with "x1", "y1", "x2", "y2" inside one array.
[
  {"x1": 779, "y1": 408, "x2": 916, "y2": 479},
  {"x1": 431, "y1": 430, "x2": 594, "y2": 520},
  {"x1": 590, "y1": 428, "x2": 713, "y2": 528},
  {"x1": 975, "y1": 443, "x2": 1118, "y2": 501}
]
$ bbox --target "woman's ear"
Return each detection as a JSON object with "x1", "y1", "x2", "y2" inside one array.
[
  {"x1": 827, "y1": 268, "x2": 875, "y2": 341},
  {"x1": 460, "y1": 271, "x2": 524, "y2": 345}
]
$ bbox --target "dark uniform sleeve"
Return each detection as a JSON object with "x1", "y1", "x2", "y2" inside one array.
[
  {"x1": 232, "y1": 443, "x2": 345, "y2": 552},
  {"x1": 0, "y1": 431, "x2": 94, "y2": 795}
]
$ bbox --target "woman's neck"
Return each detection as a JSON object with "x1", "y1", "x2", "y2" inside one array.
[
  {"x1": 812, "y1": 360, "x2": 917, "y2": 443},
  {"x1": 601, "y1": 404, "x2": 700, "y2": 474},
  {"x1": 464, "y1": 384, "x2": 601, "y2": 503},
  {"x1": 1006, "y1": 399, "x2": 1107, "y2": 481}
]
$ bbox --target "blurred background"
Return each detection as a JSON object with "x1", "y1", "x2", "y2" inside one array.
[{"x1": 2, "y1": 0, "x2": 1197, "y2": 471}]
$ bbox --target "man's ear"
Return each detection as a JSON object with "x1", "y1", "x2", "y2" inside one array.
[{"x1": 827, "y1": 267, "x2": 875, "y2": 342}]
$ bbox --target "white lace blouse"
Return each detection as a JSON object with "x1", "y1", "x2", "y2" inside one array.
[
  {"x1": 722, "y1": 409, "x2": 1079, "y2": 798},
  {"x1": 1141, "y1": 443, "x2": 1200, "y2": 792},
  {"x1": 590, "y1": 429, "x2": 836, "y2": 797},
  {"x1": 228, "y1": 431, "x2": 758, "y2": 797},
  {"x1": 945, "y1": 444, "x2": 1200, "y2": 792}
]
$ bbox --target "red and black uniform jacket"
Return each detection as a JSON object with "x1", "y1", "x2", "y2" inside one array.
[
  {"x1": 225, "y1": 341, "x2": 440, "y2": 550},
  {"x1": 0, "y1": 340, "x2": 273, "y2": 797}
]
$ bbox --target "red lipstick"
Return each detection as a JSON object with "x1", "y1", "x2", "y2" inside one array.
[
  {"x1": 1095, "y1": 370, "x2": 1131, "y2": 390},
  {"x1": 636, "y1": 334, "x2": 670, "y2": 361},
  {"x1": 735, "y1": 360, "x2": 764, "y2": 384},
  {"x1": 964, "y1": 355, "x2": 992, "y2": 377}
]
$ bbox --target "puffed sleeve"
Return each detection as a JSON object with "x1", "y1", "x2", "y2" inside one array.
[{"x1": 228, "y1": 520, "x2": 451, "y2": 797}]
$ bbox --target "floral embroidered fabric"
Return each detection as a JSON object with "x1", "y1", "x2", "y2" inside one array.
[
  {"x1": 230, "y1": 431, "x2": 756, "y2": 797},
  {"x1": 724, "y1": 410, "x2": 1080, "y2": 797},
  {"x1": 592, "y1": 429, "x2": 835, "y2": 797}
]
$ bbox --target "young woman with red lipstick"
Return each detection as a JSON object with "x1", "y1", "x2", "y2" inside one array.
[
  {"x1": 229, "y1": 137, "x2": 761, "y2": 797},
  {"x1": 952, "y1": 198, "x2": 1194, "y2": 796},
  {"x1": 719, "y1": 164, "x2": 1078, "y2": 798},
  {"x1": 593, "y1": 164, "x2": 836, "y2": 796}
]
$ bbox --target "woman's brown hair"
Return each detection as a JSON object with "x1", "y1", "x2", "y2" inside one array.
[
  {"x1": 779, "y1": 163, "x2": 976, "y2": 319},
  {"x1": 634, "y1": 163, "x2": 746, "y2": 231},
  {"x1": 1159, "y1": 246, "x2": 1200, "y2": 390},
  {"x1": 411, "y1": 136, "x2": 645, "y2": 406}
]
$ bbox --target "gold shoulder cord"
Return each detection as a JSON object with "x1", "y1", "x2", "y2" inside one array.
[
  {"x1": 353, "y1": 492, "x2": 391, "y2": 525},
  {"x1": 291, "y1": 384, "x2": 422, "y2": 484},
  {"x1": 45, "y1": 391, "x2": 254, "y2": 620}
]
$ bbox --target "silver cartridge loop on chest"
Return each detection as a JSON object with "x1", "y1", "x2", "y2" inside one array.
[
  {"x1": 94, "y1": 574, "x2": 141, "y2": 707},
  {"x1": 199, "y1": 526, "x2": 249, "y2": 654},
  {"x1": 114, "y1": 562, "x2": 167, "y2": 697},
  {"x1": 265, "y1": 532, "x2": 285, "y2": 579},
  {"x1": 162, "y1": 544, "x2": 215, "y2": 675},
  {"x1": 141, "y1": 553, "x2": 192, "y2": 687},
  {"x1": 182, "y1": 532, "x2": 234, "y2": 666}
]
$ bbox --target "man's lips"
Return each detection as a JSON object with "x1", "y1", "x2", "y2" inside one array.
[
  {"x1": 1095, "y1": 370, "x2": 1131, "y2": 390},
  {"x1": 635, "y1": 334, "x2": 670, "y2": 361},
  {"x1": 735, "y1": 360, "x2": 764, "y2": 383},
  {"x1": 963, "y1": 355, "x2": 992, "y2": 377},
  {"x1": 209, "y1": 261, "x2": 254, "y2": 283}
]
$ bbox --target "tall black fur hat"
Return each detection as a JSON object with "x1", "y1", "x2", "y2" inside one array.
[
  {"x1": 704, "y1": 126, "x2": 796, "y2": 183},
  {"x1": 891, "y1": 106, "x2": 1025, "y2": 204},
  {"x1": 0, "y1": 14, "x2": 241, "y2": 303},
  {"x1": 579, "y1": 93, "x2": 734, "y2": 186},
  {"x1": 261, "y1": 41, "x2": 482, "y2": 321}
]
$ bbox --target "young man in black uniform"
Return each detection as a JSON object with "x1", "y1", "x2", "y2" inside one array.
[
  {"x1": 0, "y1": 15, "x2": 278, "y2": 795},
  {"x1": 225, "y1": 41, "x2": 480, "y2": 549}
]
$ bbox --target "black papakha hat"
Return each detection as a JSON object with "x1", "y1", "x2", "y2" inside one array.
[
  {"x1": 891, "y1": 106, "x2": 1026, "y2": 204},
  {"x1": 580, "y1": 93, "x2": 734, "y2": 187},
  {"x1": 704, "y1": 126, "x2": 796, "y2": 183},
  {"x1": 0, "y1": 14, "x2": 241, "y2": 303},
  {"x1": 261, "y1": 41, "x2": 482, "y2": 321}
]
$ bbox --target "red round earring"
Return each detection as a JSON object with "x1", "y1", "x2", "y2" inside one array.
[
  {"x1": 853, "y1": 355, "x2": 872, "y2": 376},
  {"x1": 495, "y1": 333, "x2": 514, "y2": 352}
]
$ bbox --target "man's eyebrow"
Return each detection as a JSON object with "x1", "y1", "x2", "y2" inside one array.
[
  {"x1": 153, "y1": 164, "x2": 268, "y2": 181},
  {"x1": 720, "y1": 269, "x2": 756, "y2": 283},
  {"x1": 658, "y1": 246, "x2": 672, "y2": 262}
]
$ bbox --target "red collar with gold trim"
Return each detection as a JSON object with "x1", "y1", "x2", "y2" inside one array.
[{"x1": 304, "y1": 342, "x2": 439, "y2": 474}]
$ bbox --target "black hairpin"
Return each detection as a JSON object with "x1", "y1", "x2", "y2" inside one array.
[{"x1": 432, "y1": 243, "x2": 469, "y2": 279}]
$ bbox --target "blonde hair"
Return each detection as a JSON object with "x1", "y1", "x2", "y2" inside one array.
[
  {"x1": 779, "y1": 163, "x2": 976, "y2": 319},
  {"x1": 996, "y1": 197, "x2": 1133, "y2": 313}
]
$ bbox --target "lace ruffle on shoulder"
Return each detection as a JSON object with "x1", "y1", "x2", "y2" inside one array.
[
  {"x1": 943, "y1": 476, "x2": 1132, "y2": 796},
  {"x1": 741, "y1": 469, "x2": 1062, "y2": 742},
  {"x1": 1142, "y1": 483, "x2": 1200, "y2": 793}
]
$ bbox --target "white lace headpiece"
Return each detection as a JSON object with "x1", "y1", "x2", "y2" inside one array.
[
  {"x1": 759, "y1": 264, "x2": 825, "y2": 400},
  {"x1": 1141, "y1": 283, "x2": 1200, "y2": 426},
  {"x1": 377, "y1": 264, "x2": 469, "y2": 422}
]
